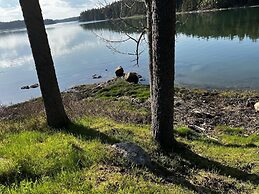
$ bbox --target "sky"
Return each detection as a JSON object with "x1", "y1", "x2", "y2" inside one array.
[{"x1": 0, "y1": 0, "x2": 115, "y2": 22}]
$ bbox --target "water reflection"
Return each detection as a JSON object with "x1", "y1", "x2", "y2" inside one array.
[
  {"x1": 177, "y1": 7, "x2": 259, "y2": 41},
  {"x1": 80, "y1": 19, "x2": 146, "y2": 34}
]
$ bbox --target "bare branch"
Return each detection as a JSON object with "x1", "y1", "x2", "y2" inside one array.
[
  {"x1": 92, "y1": 30, "x2": 131, "y2": 43},
  {"x1": 106, "y1": 44, "x2": 136, "y2": 56}
]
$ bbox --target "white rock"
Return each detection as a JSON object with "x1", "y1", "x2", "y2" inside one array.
[
  {"x1": 112, "y1": 142, "x2": 151, "y2": 167},
  {"x1": 254, "y1": 102, "x2": 259, "y2": 112}
]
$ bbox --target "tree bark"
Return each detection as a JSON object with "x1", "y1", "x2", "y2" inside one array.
[
  {"x1": 145, "y1": 0, "x2": 153, "y2": 94},
  {"x1": 20, "y1": 0, "x2": 70, "y2": 128},
  {"x1": 151, "y1": 0, "x2": 176, "y2": 151}
]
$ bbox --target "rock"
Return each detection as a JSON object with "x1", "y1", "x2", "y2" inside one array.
[
  {"x1": 21, "y1": 85, "x2": 30, "y2": 90},
  {"x1": 175, "y1": 100, "x2": 182, "y2": 107},
  {"x1": 124, "y1": 72, "x2": 139, "y2": 84},
  {"x1": 30, "y1": 83, "x2": 39, "y2": 89},
  {"x1": 246, "y1": 98, "x2": 255, "y2": 107},
  {"x1": 254, "y1": 102, "x2": 259, "y2": 112},
  {"x1": 115, "y1": 66, "x2": 124, "y2": 77},
  {"x1": 192, "y1": 110, "x2": 214, "y2": 119},
  {"x1": 92, "y1": 74, "x2": 102, "y2": 79},
  {"x1": 137, "y1": 74, "x2": 143, "y2": 78},
  {"x1": 112, "y1": 142, "x2": 151, "y2": 167}
]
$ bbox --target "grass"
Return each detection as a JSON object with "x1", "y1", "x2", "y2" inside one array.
[
  {"x1": 1, "y1": 80, "x2": 259, "y2": 193},
  {"x1": 94, "y1": 79, "x2": 150, "y2": 101},
  {"x1": 0, "y1": 116, "x2": 258, "y2": 193},
  {"x1": 174, "y1": 127, "x2": 196, "y2": 138},
  {"x1": 215, "y1": 125, "x2": 244, "y2": 135},
  {"x1": 0, "y1": 117, "x2": 190, "y2": 193}
]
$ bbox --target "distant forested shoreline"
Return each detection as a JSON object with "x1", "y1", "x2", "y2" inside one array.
[
  {"x1": 0, "y1": 17, "x2": 78, "y2": 31},
  {"x1": 79, "y1": 0, "x2": 259, "y2": 21}
]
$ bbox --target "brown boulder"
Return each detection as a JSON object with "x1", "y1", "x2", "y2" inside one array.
[
  {"x1": 115, "y1": 66, "x2": 124, "y2": 77},
  {"x1": 125, "y1": 72, "x2": 139, "y2": 84}
]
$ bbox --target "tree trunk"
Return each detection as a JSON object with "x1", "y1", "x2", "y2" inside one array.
[
  {"x1": 20, "y1": 0, "x2": 70, "y2": 128},
  {"x1": 145, "y1": 0, "x2": 153, "y2": 94},
  {"x1": 151, "y1": 0, "x2": 176, "y2": 151}
]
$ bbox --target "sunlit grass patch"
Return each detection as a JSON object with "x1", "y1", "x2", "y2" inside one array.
[
  {"x1": 175, "y1": 126, "x2": 195, "y2": 138},
  {"x1": 188, "y1": 137, "x2": 259, "y2": 174},
  {"x1": 220, "y1": 134, "x2": 259, "y2": 147},
  {"x1": 0, "y1": 117, "x2": 46, "y2": 136},
  {"x1": 83, "y1": 165, "x2": 192, "y2": 194},
  {"x1": 0, "y1": 165, "x2": 192, "y2": 194},
  {"x1": 95, "y1": 79, "x2": 150, "y2": 101},
  {"x1": 215, "y1": 125, "x2": 244, "y2": 135},
  {"x1": 0, "y1": 130, "x2": 108, "y2": 185}
]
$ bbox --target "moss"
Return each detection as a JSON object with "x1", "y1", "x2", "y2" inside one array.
[{"x1": 95, "y1": 80, "x2": 150, "y2": 101}]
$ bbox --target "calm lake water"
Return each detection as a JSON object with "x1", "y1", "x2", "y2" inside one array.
[{"x1": 1, "y1": 7, "x2": 259, "y2": 105}]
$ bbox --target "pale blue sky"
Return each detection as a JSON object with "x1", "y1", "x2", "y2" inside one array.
[{"x1": 0, "y1": 0, "x2": 114, "y2": 22}]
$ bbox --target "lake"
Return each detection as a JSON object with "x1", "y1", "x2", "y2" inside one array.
[{"x1": 0, "y1": 7, "x2": 259, "y2": 105}]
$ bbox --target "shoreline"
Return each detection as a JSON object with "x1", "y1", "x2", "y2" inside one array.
[
  {"x1": 2, "y1": 77, "x2": 259, "y2": 105},
  {"x1": 1, "y1": 79, "x2": 259, "y2": 135},
  {"x1": 3, "y1": 79, "x2": 259, "y2": 107},
  {"x1": 176, "y1": 5, "x2": 259, "y2": 15}
]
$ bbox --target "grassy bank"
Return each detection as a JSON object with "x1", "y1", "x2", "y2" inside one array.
[{"x1": 0, "y1": 80, "x2": 259, "y2": 193}]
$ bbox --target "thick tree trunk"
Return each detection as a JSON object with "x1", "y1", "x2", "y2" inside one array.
[
  {"x1": 151, "y1": 0, "x2": 176, "y2": 151},
  {"x1": 20, "y1": 0, "x2": 70, "y2": 128}
]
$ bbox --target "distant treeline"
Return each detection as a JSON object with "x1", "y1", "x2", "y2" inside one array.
[
  {"x1": 80, "y1": 0, "x2": 259, "y2": 22},
  {"x1": 0, "y1": 19, "x2": 55, "y2": 31},
  {"x1": 79, "y1": 0, "x2": 145, "y2": 22},
  {"x1": 0, "y1": 17, "x2": 78, "y2": 31}
]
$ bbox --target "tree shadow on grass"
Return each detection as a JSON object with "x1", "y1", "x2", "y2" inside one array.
[
  {"x1": 147, "y1": 141, "x2": 259, "y2": 193},
  {"x1": 0, "y1": 123, "x2": 119, "y2": 186},
  {"x1": 150, "y1": 160, "x2": 222, "y2": 194},
  {"x1": 64, "y1": 122, "x2": 120, "y2": 145},
  {"x1": 172, "y1": 142, "x2": 259, "y2": 185}
]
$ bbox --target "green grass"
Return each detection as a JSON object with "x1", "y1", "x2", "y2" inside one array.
[
  {"x1": 220, "y1": 134, "x2": 259, "y2": 147},
  {"x1": 95, "y1": 79, "x2": 150, "y2": 101},
  {"x1": 0, "y1": 117, "x2": 190, "y2": 193},
  {"x1": 174, "y1": 126, "x2": 196, "y2": 138},
  {"x1": 0, "y1": 116, "x2": 258, "y2": 193},
  {"x1": 215, "y1": 125, "x2": 244, "y2": 135}
]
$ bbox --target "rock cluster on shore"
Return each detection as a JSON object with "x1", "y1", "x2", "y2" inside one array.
[
  {"x1": 115, "y1": 66, "x2": 141, "y2": 84},
  {"x1": 21, "y1": 83, "x2": 39, "y2": 90}
]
